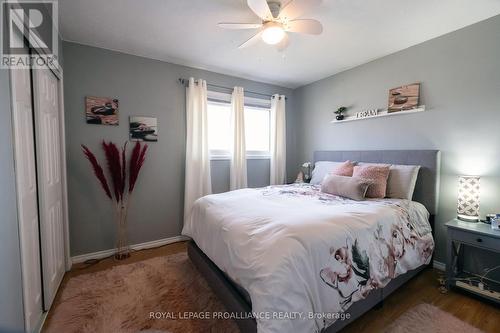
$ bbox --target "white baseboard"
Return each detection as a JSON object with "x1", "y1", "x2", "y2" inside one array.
[
  {"x1": 71, "y1": 235, "x2": 190, "y2": 265},
  {"x1": 433, "y1": 260, "x2": 446, "y2": 271},
  {"x1": 35, "y1": 311, "x2": 48, "y2": 333}
]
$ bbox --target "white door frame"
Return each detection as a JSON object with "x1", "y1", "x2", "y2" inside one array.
[
  {"x1": 8, "y1": 0, "x2": 70, "y2": 273},
  {"x1": 13, "y1": 4, "x2": 72, "y2": 272},
  {"x1": 9, "y1": 34, "x2": 43, "y2": 332},
  {"x1": 10, "y1": 58, "x2": 71, "y2": 328},
  {"x1": 9, "y1": 9, "x2": 71, "y2": 330},
  {"x1": 58, "y1": 70, "x2": 72, "y2": 271}
]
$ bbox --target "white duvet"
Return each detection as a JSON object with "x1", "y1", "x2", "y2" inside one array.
[{"x1": 182, "y1": 184, "x2": 434, "y2": 333}]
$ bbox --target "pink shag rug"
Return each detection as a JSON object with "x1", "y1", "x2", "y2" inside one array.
[
  {"x1": 43, "y1": 252, "x2": 239, "y2": 333},
  {"x1": 385, "y1": 303, "x2": 484, "y2": 333}
]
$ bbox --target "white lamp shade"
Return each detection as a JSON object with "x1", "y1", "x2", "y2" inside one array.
[{"x1": 457, "y1": 176, "x2": 480, "y2": 221}]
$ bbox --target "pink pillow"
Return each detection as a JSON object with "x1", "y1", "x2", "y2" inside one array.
[
  {"x1": 331, "y1": 160, "x2": 355, "y2": 177},
  {"x1": 352, "y1": 165, "x2": 391, "y2": 198}
]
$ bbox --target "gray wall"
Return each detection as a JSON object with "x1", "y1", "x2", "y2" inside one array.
[
  {"x1": 293, "y1": 15, "x2": 500, "y2": 263},
  {"x1": 211, "y1": 159, "x2": 271, "y2": 194},
  {"x1": 63, "y1": 41, "x2": 295, "y2": 256},
  {"x1": 0, "y1": 69, "x2": 25, "y2": 331}
]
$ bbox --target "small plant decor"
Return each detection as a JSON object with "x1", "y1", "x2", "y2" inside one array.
[{"x1": 334, "y1": 106, "x2": 347, "y2": 120}]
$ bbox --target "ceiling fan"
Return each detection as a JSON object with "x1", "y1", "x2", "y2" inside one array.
[{"x1": 218, "y1": 0, "x2": 323, "y2": 50}]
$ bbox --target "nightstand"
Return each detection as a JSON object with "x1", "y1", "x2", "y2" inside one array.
[{"x1": 446, "y1": 219, "x2": 500, "y2": 304}]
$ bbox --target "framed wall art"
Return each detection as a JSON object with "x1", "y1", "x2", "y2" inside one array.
[
  {"x1": 129, "y1": 116, "x2": 158, "y2": 142},
  {"x1": 388, "y1": 83, "x2": 420, "y2": 112},
  {"x1": 85, "y1": 96, "x2": 119, "y2": 125}
]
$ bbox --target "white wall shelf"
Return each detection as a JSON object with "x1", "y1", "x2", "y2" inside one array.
[{"x1": 330, "y1": 105, "x2": 426, "y2": 124}]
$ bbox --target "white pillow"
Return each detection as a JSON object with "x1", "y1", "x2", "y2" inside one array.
[
  {"x1": 386, "y1": 164, "x2": 421, "y2": 200},
  {"x1": 310, "y1": 161, "x2": 343, "y2": 184}
]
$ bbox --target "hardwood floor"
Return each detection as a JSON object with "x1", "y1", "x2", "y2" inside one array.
[
  {"x1": 45, "y1": 242, "x2": 499, "y2": 332},
  {"x1": 341, "y1": 268, "x2": 500, "y2": 333}
]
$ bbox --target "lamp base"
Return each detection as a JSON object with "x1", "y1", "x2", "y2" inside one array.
[{"x1": 457, "y1": 214, "x2": 480, "y2": 222}]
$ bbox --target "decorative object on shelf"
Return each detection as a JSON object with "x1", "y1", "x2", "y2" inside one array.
[
  {"x1": 388, "y1": 83, "x2": 420, "y2": 113},
  {"x1": 302, "y1": 162, "x2": 312, "y2": 181},
  {"x1": 356, "y1": 109, "x2": 378, "y2": 119},
  {"x1": 85, "y1": 96, "x2": 119, "y2": 125},
  {"x1": 82, "y1": 141, "x2": 148, "y2": 259},
  {"x1": 129, "y1": 116, "x2": 158, "y2": 142},
  {"x1": 330, "y1": 105, "x2": 426, "y2": 124},
  {"x1": 334, "y1": 106, "x2": 347, "y2": 120},
  {"x1": 457, "y1": 175, "x2": 480, "y2": 222}
]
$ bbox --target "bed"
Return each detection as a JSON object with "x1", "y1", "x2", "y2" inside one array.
[{"x1": 183, "y1": 150, "x2": 441, "y2": 333}]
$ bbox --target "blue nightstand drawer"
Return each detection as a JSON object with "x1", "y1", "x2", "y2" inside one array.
[{"x1": 449, "y1": 228, "x2": 500, "y2": 252}]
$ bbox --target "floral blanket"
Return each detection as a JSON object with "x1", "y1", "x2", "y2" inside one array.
[{"x1": 183, "y1": 184, "x2": 434, "y2": 333}]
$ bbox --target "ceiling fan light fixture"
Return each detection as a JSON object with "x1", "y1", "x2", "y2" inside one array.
[
  {"x1": 222, "y1": 0, "x2": 323, "y2": 49},
  {"x1": 261, "y1": 23, "x2": 285, "y2": 45}
]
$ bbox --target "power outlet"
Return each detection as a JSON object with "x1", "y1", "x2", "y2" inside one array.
[{"x1": 456, "y1": 281, "x2": 500, "y2": 301}]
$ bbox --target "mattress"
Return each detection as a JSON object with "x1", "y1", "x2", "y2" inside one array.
[{"x1": 182, "y1": 184, "x2": 434, "y2": 333}]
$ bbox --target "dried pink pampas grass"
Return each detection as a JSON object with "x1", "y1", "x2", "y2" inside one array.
[{"x1": 81, "y1": 141, "x2": 148, "y2": 259}]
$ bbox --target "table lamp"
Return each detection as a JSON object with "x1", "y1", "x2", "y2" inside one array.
[{"x1": 457, "y1": 176, "x2": 480, "y2": 222}]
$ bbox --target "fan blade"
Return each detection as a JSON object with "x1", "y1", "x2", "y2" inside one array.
[
  {"x1": 286, "y1": 19, "x2": 323, "y2": 34},
  {"x1": 277, "y1": 33, "x2": 290, "y2": 52},
  {"x1": 238, "y1": 31, "x2": 263, "y2": 49},
  {"x1": 247, "y1": 0, "x2": 273, "y2": 20},
  {"x1": 218, "y1": 23, "x2": 262, "y2": 30},
  {"x1": 279, "y1": 0, "x2": 322, "y2": 20}
]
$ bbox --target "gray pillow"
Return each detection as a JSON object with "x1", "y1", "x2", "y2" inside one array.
[
  {"x1": 386, "y1": 164, "x2": 421, "y2": 200},
  {"x1": 320, "y1": 174, "x2": 372, "y2": 201},
  {"x1": 310, "y1": 161, "x2": 343, "y2": 184}
]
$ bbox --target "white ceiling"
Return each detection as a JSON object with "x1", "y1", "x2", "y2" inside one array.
[{"x1": 59, "y1": 0, "x2": 500, "y2": 88}]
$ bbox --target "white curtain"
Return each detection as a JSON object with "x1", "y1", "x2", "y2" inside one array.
[
  {"x1": 270, "y1": 94, "x2": 287, "y2": 185},
  {"x1": 184, "y1": 78, "x2": 211, "y2": 223},
  {"x1": 230, "y1": 87, "x2": 247, "y2": 190}
]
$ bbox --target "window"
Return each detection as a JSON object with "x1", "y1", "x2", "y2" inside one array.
[
  {"x1": 207, "y1": 100, "x2": 271, "y2": 159},
  {"x1": 207, "y1": 101, "x2": 231, "y2": 154},
  {"x1": 244, "y1": 106, "x2": 270, "y2": 154}
]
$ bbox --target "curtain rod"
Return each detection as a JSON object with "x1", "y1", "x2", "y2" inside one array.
[{"x1": 178, "y1": 78, "x2": 286, "y2": 100}]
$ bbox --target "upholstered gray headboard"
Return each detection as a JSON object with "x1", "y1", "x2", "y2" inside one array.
[{"x1": 313, "y1": 150, "x2": 441, "y2": 215}]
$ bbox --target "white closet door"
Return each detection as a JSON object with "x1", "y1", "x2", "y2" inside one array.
[
  {"x1": 11, "y1": 63, "x2": 43, "y2": 331},
  {"x1": 33, "y1": 63, "x2": 65, "y2": 310}
]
